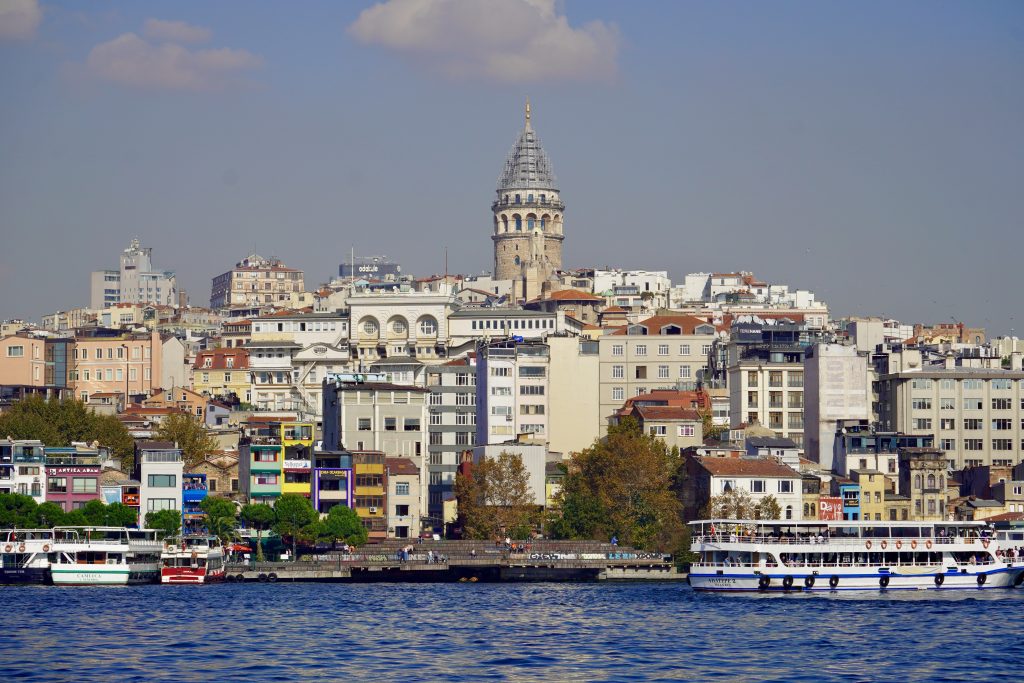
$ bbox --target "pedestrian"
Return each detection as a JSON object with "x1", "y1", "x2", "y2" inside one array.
[{"x1": 611, "y1": 535, "x2": 618, "y2": 546}]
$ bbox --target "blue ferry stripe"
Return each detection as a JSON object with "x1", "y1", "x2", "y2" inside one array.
[{"x1": 690, "y1": 567, "x2": 1014, "y2": 580}]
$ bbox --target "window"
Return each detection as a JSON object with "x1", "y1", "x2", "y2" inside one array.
[
  {"x1": 678, "y1": 425, "x2": 695, "y2": 437},
  {"x1": 992, "y1": 439, "x2": 1013, "y2": 451},
  {"x1": 658, "y1": 344, "x2": 669, "y2": 356},
  {"x1": 769, "y1": 371, "x2": 783, "y2": 388},
  {"x1": 395, "y1": 482, "x2": 410, "y2": 496},
  {"x1": 940, "y1": 398, "x2": 955, "y2": 411},
  {"x1": 456, "y1": 393, "x2": 474, "y2": 406},
  {"x1": 490, "y1": 367, "x2": 511, "y2": 377},
  {"x1": 72, "y1": 478, "x2": 96, "y2": 494},
  {"x1": 913, "y1": 418, "x2": 932, "y2": 430},
  {"x1": 148, "y1": 474, "x2": 176, "y2": 487},
  {"x1": 429, "y1": 432, "x2": 443, "y2": 445},
  {"x1": 912, "y1": 398, "x2": 932, "y2": 410},
  {"x1": 430, "y1": 412, "x2": 442, "y2": 425},
  {"x1": 993, "y1": 419, "x2": 1012, "y2": 430},
  {"x1": 519, "y1": 404, "x2": 545, "y2": 415},
  {"x1": 384, "y1": 417, "x2": 397, "y2": 431},
  {"x1": 658, "y1": 365, "x2": 670, "y2": 379},
  {"x1": 992, "y1": 398, "x2": 1012, "y2": 410},
  {"x1": 612, "y1": 387, "x2": 624, "y2": 401},
  {"x1": 940, "y1": 439, "x2": 956, "y2": 450},
  {"x1": 787, "y1": 373, "x2": 803, "y2": 388},
  {"x1": 255, "y1": 474, "x2": 279, "y2": 486},
  {"x1": 635, "y1": 345, "x2": 647, "y2": 357},
  {"x1": 418, "y1": 317, "x2": 438, "y2": 335},
  {"x1": 778, "y1": 480, "x2": 792, "y2": 493},
  {"x1": 635, "y1": 366, "x2": 647, "y2": 380},
  {"x1": 964, "y1": 439, "x2": 983, "y2": 451},
  {"x1": 751, "y1": 480, "x2": 765, "y2": 493},
  {"x1": 404, "y1": 418, "x2": 420, "y2": 432},
  {"x1": 964, "y1": 419, "x2": 983, "y2": 430},
  {"x1": 963, "y1": 379, "x2": 983, "y2": 391},
  {"x1": 612, "y1": 365, "x2": 624, "y2": 379},
  {"x1": 649, "y1": 426, "x2": 667, "y2": 436},
  {"x1": 7, "y1": 346, "x2": 24, "y2": 357},
  {"x1": 358, "y1": 418, "x2": 372, "y2": 431},
  {"x1": 147, "y1": 499, "x2": 176, "y2": 511},
  {"x1": 911, "y1": 378, "x2": 933, "y2": 390},
  {"x1": 747, "y1": 371, "x2": 759, "y2": 387},
  {"x1": 612, "y1": 344, "x2": 624, "y2": 356},
  {"x1": 47, "y1": 477, "x2": 67, "y2": 493},
  {"x1": 679, "y1": 365, "x2": 691, "y2": 379},
  {"x1": 680, "y1": 344, "x2": 691, "y2": 355},
  {"x1": 940, "y1": 418, "x2": 955, "y2": 430},
  {"x1": 518, "y1": 367, "x2": 545, "y2": 378},
  {"x1": 992, "y1": 379, "x2": 1012, "y2": 390},
  {"x1": 520, "y1": 385, "x2": 545, "y2": 395},
  {"x1": 456, "y1": 413, "x2": 472, "y2": 425},
  {"x1": 456, "y1": 432, "x2": 471, "y2": 445}
]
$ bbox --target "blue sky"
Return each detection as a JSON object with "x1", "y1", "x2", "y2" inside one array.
[{"x1": 1, "y1": 0, "x2": 1022, "y2": 334}]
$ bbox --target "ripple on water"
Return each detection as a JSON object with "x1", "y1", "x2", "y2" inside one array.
[{"x1": 1, "y1": 584, "x2": 1023, "y2": 681}]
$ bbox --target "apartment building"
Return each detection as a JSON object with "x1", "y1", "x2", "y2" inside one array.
[
  {"x1": 44, "y1": 446, "x2": 102, "y2": 512},
  {"x1": 425, "y1": 359, "x2": 477, "y2": 520},
  {"x1": 71, "y1": 330, "x2": 163, "y2": 402},
  {"x1": 134, "y1": 441, "x2": 184, "y2": 522},
  {"x1": 803, "y1": 343, "x2": 871, "y2": 469},
  {"x1": 898, "y1": 448, "x2": 951, "y2": 521},
  {"x1": 385, "y1": 457, "x2": 421, "y2": 539},
  {"x1": 192, "y1": 348, "x2": 251, "y2": 402},
  {"x1": 210, "y1": 254, "x2": 304, "y2": 309},
  {"x1": 598, "y1": 315, "x2": 719, "y2": 436},
  {"x1": 475, "y1": 341, "x2": 550, "y2": 445},
  {"x1": 0, "y1": 440, "x2": 46, "y2": 502},
  {"x1": 877, "y1": 365, "x2": 1024, "y2": 470},
  {"x1": 90, "y1": 238, "x2": 177, "y2": 309}
]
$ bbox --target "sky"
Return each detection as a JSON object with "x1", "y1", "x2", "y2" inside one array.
[{"x1": 1, "y1": 0, "x2": 1022, "y2": 335}]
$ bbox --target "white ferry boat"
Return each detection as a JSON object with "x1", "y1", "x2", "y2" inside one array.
[
  {"x1": 160, "y1": 535, "x2": 226, "y2": 584},
  {"x1": 688, "y1": 519, "x2": 1024, "y2": 592},
  {"x1": 50, "y1": 527, "x2": 163, "y2": 586},
  {"x1": 0, "y1": 529, "x2": 56, "y2": 585}
]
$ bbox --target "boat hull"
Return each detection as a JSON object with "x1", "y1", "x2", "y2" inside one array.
[
  {"x1": 51, "y1": 563, "x2": 160, "y2": 586},
  {"x1": 689, "y1": 566, "x2": 1024, "y2": 592},
  {"x1": 0, "y1": 567, "x2": 52, "y2": 585},
  {"x1": 161, "y1": 566, "x2": 226, "y2": 584}
]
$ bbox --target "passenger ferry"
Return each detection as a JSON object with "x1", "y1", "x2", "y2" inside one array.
[
  {"x1": 0, "y1": 529, "x2": 56, "y2": 585},
  {"x1": 49, "y1": 527, "x2": 163, "y2": 585},
  {"x1": 688, "y1": 519, "x2": 1024, "y2": 592},
  {"x1": 160, "y1": 535, "x2": 226, "y2": 584}
]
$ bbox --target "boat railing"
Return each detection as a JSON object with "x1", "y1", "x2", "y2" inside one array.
[
  {"x1": 694, "y1": 534, "x2": 978, "y2": 547},
  {"x1": 692, "y1": 557, "x2": 1001, "y2": 569}
]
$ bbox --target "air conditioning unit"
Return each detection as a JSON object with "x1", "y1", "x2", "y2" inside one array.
[{"x1": 368, "y1": 507, "x2": 378, "y2": 514}]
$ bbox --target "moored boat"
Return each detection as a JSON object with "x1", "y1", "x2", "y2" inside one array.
[
  {"x1": 49, "y1": 527, "x2": 163, "y2": 585},
  {"x1": 0, "y1": 529, "x2": 56, "y2": 585},
  {"x1": 160, "y1": 535, "x2": 226, "y2": 584},
  {"x1": 689, "y1": 519, "x2": 1024, "y2": 592}
]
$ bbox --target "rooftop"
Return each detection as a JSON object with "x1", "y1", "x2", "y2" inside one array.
[
  {"x1": 694, "y1": 456, "x2": 801, "y2": 479},
  {"x1": 497, "y1": 100, "x2": 557, "y2": 192}
]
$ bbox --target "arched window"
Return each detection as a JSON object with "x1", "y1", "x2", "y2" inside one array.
[
  {"x1": 527, "y1": 193, "x2": 534, "y2": 203},
  {"x1": 927, "y1": 474, "x2": 936, "y2": 489},
  {"x1": 540, "y1": 216, "x2": 546, "y2": 230},
  {"x1": 939, "y1": 475, "x2": 945, "y2": 489},
  {"x1": 540, "y1": 194, "x2": 546, "y2": 203},
  {"x1": 914, "y1": 474, "x2": 922, "y2": 490},
  {"x1": 501, "y1": 215, "x2": 508, "y2": 232},
  {"x1": 504, "y1": 194, "x2": 509, "y2": 204},
  {"x1": 513, "y1": 256, "x2": 520, "y2": 266},
  {"x1": 927, "y1": 500, "x2": 936, "y2": 515},
  {"x1": 785, "y1": 505, "x2": 793, "y2": 520},
  {"x1": 515, "y1": 216, "x2": 522, "y2": 231},
  {"x1": 361, "y1": 318, "x2": 378, "y2": 337},
  {"x1": 418, "y1": 316, "x2": 437, "y2": 336},
  {"x1": 527, "y1": 217, "x2": 534, "y2": 230}
]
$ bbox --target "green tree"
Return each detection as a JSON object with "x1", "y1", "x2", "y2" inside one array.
[
  {"x1": 145, "y1": 509, "x2": 181, "y2": 537},
  {"x1": 156, "y1": 412, "x2": 218, "y2": 469},
  {"x1": 755, "y1": 495, "x2": 782, "y2": 520},
  {"x1": 272, "y1": 494, "x2": 317, "y2": 559},
  {"x1": 80, "y1": 499, "x2": 109, "y2": 525},
  {"x1": 0, "y1": 397, "x2": 135, "y2": 471},
  {"x1": 0, "y1": 493, "x2": 39, "y2": 528},
  {"x1": 553, "y1": 417, "x2": 685, "y2": 551},
  {"x1": 103, "y1": 502, "x2": 140, "y2": 527},
  {"x1": 200, "y1": 496, "x2": 237, "y2": 541},
  {"x1": 320, "y1": 504, "x2": 368, "y2": 547},
  {"x1": 454, "y1": 451, "x2": 537, "y2": 540},
  {"x1": 240, "y1": 503, "x2": 276, "y2": 562},
  {"x1": 34, "y1": 502, "x2": 67, "y2": 527},
  {"x1": 702, "y1": 487, "x2": 755, "y2": 519}
]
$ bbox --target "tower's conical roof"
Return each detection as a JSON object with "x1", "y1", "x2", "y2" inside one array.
[{"x1": 497, "y1": 99, "x2": 557, "y2": 192}]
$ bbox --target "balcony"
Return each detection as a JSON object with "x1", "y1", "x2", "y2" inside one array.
[{"x1": 182, "y1": 488, "x2": 208, "y2": 503}]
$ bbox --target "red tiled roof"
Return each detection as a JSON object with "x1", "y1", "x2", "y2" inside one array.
[
  {"x1": 194, "y1": 348, "x2": 250, "y2": 370},
  {"x1": 529, "y1": 288, "x2": 604, "y2": 304},
  {"x1": 694, "y1": 456, "x2": 800, "y2": 478},
  {"x1": 633, "y1": 406, "x2": 701, "y2": 421},
  {"x1": 611, "y1": 314, "x2": 721, "y2": 336},
  {"x1": 386, "y1": 457, "x2": 419, "y2": 477},
  {"x1": 984, "y1": 512, "x2": 1024, "y2": 522},
  {"x1": 602, "y1": 306, "x2": 627, "y2": 314}
]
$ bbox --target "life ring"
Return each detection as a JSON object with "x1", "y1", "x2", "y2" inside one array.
[
  {"x1": 879, "y1": 576, "x2": 890, "y2": 589},
  {"x1": 42, "y1": 544, "x2": 50, "y2": 552},
  {"x1": 782, "y1": 575, "x2": 794, "y2": 591},
  {"x1": 864, "y1": 540, "x2": 872, "y2": 550},
  {"x1": 3, "y1": 545, "x2": 11, "y2": 553},
  {"x1": 258, "y1": 573, "x2": 268, "y2": 582},
  {"x1": 804, "y1": 575, "x2": 815, "y2": 589},
  {"x1": 829, "y1": 575, "x2": 839, "y2": 589},
  {"x1": 880, "y1": 540, "x2": 888, "y2": 550},
  {"x1": 925, "y1": 540, "x2": 933, "y2": 550},
  {"x1": 981, "y1": 539, "x2": 990, "y2": 549},
  {"x1": 977, "y1": 574, "x2": 987, "y2": 587},
  {"x1": 895, "y1": 540, "x2": 903, "y2": 550},
  {"x1": 236, "y1": 574, "x2": 245, "y2": 583},
  {"x1": 910, "y1": 540, "x2": 918, "y2": 550},
  {"x1": 758, "y1": 575, "x2": 771, "y2": 591},
  {"x1": 18, "y1": 544, "x2": 25, "y2": 552},
  {"x1": 934, "y1": 574, "x2": 944, "y2": 587}
]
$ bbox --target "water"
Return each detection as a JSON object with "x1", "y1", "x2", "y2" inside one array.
[{"x1": 3, "y1": 583, "x2": 1024, "y2": 681}]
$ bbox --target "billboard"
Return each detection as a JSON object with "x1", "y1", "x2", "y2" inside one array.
[{"x1": 819, "y1": 496, "x2": 843, "y2": 521}]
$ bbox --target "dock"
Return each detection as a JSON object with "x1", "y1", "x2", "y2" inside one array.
[{"x1": 225, "y1": 540, "x2": 683, "y2": 583}]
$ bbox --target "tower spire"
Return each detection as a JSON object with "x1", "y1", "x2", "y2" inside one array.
[{"x1": 525, "y1": 97, "x2": 531, "y2": 130}]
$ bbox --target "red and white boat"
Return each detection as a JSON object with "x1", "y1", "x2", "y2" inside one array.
[{"x1": 160, "y1": 535, "x2": 226, "y2": 584}]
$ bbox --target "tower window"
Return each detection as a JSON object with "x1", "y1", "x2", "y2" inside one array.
[
  {"x1": 540, "y1": 217, "x2": 546, "y2": 230},
  {"x1": 514, "y1": 256, "x2": 521, "y2": 266},
  {"x1": 515, "y1": 216, "x2": 522, "y2": 231},
  {"x1": 527, "y1": 194, "x2": 534, "y2": 202},
  {"x1": 540, "y1": 194, "x2": 546, "y2": 203},
  {"x1": 515, "y1": 194, "x2": 521, "y2": 204},
  {"x1": 527, "y1": 218, "x2": 534, "y2": 230}
]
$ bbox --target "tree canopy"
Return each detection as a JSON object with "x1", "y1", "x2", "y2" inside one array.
[
  {"x1": 0, "y1": 493, "x2": 140, "y2": 529},
  {"x1": 145, "y1": 509, "x2": 182, "y2": 537},
  {"x1": 156, "y1": 413, "x2": 218, "y2": 469},
  {"x1": 272, "y1": 494, "x2": 318, "y2": 559},
  {"x1": 318, "y1": 504, "x2": 368, "y2": 547},
  {"x1": 0, "y1": 396, "x2": 135, "y2": 471},
  {"x1": 200, "y1": 496, "x2": 237, "y2": 541},
  {"x1": 454, "y1": 451, "x2": 537, "y2": 540},
  {"x1": 550, "y1": 418, "x2": 685, "y2": 551},
  {"x1": 240, "y1": 502, "x2": 277, "y2": 561}
]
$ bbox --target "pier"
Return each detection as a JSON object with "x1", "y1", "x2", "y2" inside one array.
[{"x1": 225, "y1": 540, "x2": 682, "y2": 583}]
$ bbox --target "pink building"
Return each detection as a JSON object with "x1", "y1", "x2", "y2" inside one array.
[
  {"x1": 71, "y1": 330, "x2": 163, "y2": 403},
  {"x1": 45, "y1": 447, "x2": 102, "y2": 512},
  {"x1": 0, "y1": 334, "x2": 47, "y2": 387}
]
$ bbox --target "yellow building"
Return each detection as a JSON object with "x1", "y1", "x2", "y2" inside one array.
[
  {"x1": 192, "y1": 348, "x2": 251, "y2": 402},
  {"x1": 852, "y1": 469, "x2": 886, "y2": 522},
  {"x1": 281, "y1": 422, "x2": 314, "y2": 498},
  {"x1": 353, "y1": 451, "x2": 387, "y2": 539}
]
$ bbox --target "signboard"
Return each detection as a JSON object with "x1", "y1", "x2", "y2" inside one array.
[
  {"x1": 48, "y1": 466, "x2": 100, "y2": 475},
  {"x1": 317, "y1": 469, "x2": 350, "y2": 480},
  {"x1": 819, "y1": 496, "x2": 843, "y2": 521},
  {"x1": 283, "y1": 460, "x2": 311, "y2": 470}
]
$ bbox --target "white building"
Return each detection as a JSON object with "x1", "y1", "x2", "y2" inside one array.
[
  {"x1": 385, "y1": 457, "x2": 421, "y2": 539},
  {"x1": 475, "y1": 341, "x2": 550, "y2": 445},
  {"x1": 90, "y1": 239, "x2": 178, "y2": 309},
  {"x1": 803, "y1": 344, "x2": 871, "y2": 470},
  {"x1": 686, "y1": 456, "x2": 804, "y2": 521},
  {"x1": 135, "y1": 441, "x2": 183, "y2": 523},
  {"x1": 472, "y1": 442, "x2": 547, "y2": 507},
  {"x1": 593, "y1": 269, "x2": 672, "y2": 311}
]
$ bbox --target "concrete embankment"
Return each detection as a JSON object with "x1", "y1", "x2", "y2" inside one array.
[{"x1": 226, "y1": 539, "x2": 687, "y2": 583}]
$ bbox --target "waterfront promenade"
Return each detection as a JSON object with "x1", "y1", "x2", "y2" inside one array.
[{"x1": 226, "y1": 539, "x2": 679, "y2": 583}]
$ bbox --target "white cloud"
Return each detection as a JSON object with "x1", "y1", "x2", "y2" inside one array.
[
  {"x1": 349, "y1": 0, "x2": 618, "y2": 83},
  {"x1": 143, "y1": 18, "x2": 212, "y2": 45},
  {"x1": 0, "y1": 0, "x2": 42, "y2": 40},
  {"x1": 84, "y1": 29, "x2": 261, "y2": 91}
]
